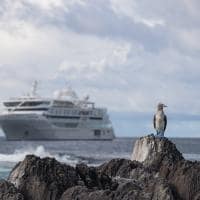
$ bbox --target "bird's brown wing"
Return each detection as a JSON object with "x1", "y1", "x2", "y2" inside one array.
[
  {"x1": 153, "y1": 115, "x2": 156, "y2": 129},
  {"x1": 164, "y1": 115, "x2": 167, "y2": 131}
]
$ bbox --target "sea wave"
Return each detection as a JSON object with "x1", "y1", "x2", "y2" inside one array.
[
  {"x1": 183, "y1": 153, "x2": 200, "y2": 161},
  {"x1": 0, "y1": 167, "x2": 11, "y2": 172},
  {"x1": 0, "y1": 145, "x2": 199, "y2": 169},
  {"x1": 0, "y1": 145, "x2": 79, "y2": 166}
]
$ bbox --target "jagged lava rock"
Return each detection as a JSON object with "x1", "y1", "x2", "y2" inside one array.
[
  {"x1": 98, "y1": 158, "x2": 155, "y2": 182},
  {"x1": 8, "y1": 155, "x2": 79, "y2": 200},
  {"x1": 60, "y1": 159, "x2": 174, "y2": 200},
  {"x1": 0, "y1": 179, "x2": 24, "y2": 200},
  {"x1": 98, "y1": 159, "x2": 174, "y2": 200},
  {"x1": 6, "y1": 134, "x2": 200, "y2": 200},
  {"x1": 131, "y1": 134, "x2": 184, "y2": 167},
  {"x1": 60, "y1": 186, "x2": 113, "y2": 200},
  {"x1": 76, "y1": 163, "x2": 114, "y2": 190},
  {"x1": 131, "y1": 134, "x2": 200, "y2": 200},
  {"x1": 60, "y1": 174, "x2": 174, "y2": 200},
  {"x1": 60, "y1": 180, "x2": 174, "y2": 200},
  {"x1": 164, "y1": 160, "x2": 200, "y2": 200}
]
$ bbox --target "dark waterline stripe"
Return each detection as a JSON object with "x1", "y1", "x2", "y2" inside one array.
[
  {"x1": 90, "y1": 117, "x2": 103, "y2": 120},
  {"x1": 13, "y1": 108, "x2": 49, "y2": 111},
  {"x1": 45, "y1": 115, "x2": 80, "y2": 119},
  {"x1": 44, "y1": 115, "x2": 103, "y2": 120}
]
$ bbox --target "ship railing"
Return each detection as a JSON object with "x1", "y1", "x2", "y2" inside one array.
[{"x1": 9, "y1": 101, "x2": 26, "y2": 112}]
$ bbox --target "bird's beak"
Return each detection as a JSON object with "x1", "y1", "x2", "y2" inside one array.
[{"x1": 163, "y1": 104, "x2": 167, "y2": 107}]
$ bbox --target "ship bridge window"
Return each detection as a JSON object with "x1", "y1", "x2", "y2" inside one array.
[
  {"x1": 4, "y1": 101, "x2": 21, "y2": 107},
  {"x1": 53, "y1": 122, "x2": 78, "y2": 128},
  {"x1": 21, "y1": 101, "x2": 50, "y2": 107},
  {"x1": 79, "y1": 111, "x2": 90, "y2": 115},
  {"x1": 53, "y1": 101, "x2": 74, "y2": 108}
]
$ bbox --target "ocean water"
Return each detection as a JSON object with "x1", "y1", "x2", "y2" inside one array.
[{"x1": 0, "y1": 137, "x2": 200, "y2": 179}]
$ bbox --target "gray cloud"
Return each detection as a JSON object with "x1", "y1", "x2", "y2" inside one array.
[
  {"x1": 0, "y1": 0, "x2": 200, "y2": 136},
  {"x1": 0, "y1": 0, "x2": 169, "y2": 51}
]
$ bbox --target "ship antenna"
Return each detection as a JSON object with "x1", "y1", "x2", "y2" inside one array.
[{"x1": 31, "y1": 81, "x2": 38, "y2": 97}]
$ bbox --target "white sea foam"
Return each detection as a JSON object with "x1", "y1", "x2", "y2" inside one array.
[
  {"x1": 0, "y1": 146, "x2": 198, "y2": 169},
  {"x1": 0, "y1": 146, "x2": 50, "y2": 163},
  {"x1": 0, "y1": 167, "x2": 12, "y2": 172},
  {"x1": 0, "y1": 145, "x2": 79, "y2": 166},
  {"x1": 183, "y1": 153, "x2": 200, "y2": 161}
]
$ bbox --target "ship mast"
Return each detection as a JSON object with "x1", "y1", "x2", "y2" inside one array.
[{"x1": 31, "y1": 81, "x2": 38, "y2": 97}]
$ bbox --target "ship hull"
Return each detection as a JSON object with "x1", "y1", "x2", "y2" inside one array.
[{"x1": 0, "y1": 114, "x2": 115, "y2": 140}]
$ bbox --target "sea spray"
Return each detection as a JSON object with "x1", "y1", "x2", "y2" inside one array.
[{"x1": 0, "y1": 145, "x2": 79, "y2": 166}]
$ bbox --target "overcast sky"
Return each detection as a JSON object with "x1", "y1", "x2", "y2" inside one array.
[{"x1": 0, "y1": 0, "x2": 200, "y2": 137}]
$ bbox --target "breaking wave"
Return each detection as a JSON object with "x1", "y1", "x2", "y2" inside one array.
[
  {"x1": 183, "y1": 153, "x2": 200, "y2": 161},
  {"x1": 0, "y1": 145, "x2": 79, "y2": 166},
  {"x1": 0, "y1": 146, "x2": 199, "y2": 166}
]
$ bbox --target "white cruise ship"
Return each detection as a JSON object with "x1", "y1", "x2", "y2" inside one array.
[{"x1": 0, "y1": 82, "x2": 115, "y2": 140}]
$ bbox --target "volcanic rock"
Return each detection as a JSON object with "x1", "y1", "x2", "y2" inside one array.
[
  {"x1": 4, "y1": 134, "x2": 200, "y2": 200},
  {"x1": 76, "y1": 163, "x2": 114, "y2": 190},
  {"x1": 131, "y1": 134, "x2": 200, "y2": 200},
  {"x1": 60, "y1": 177, "x2": 174, "y2": 200},
  {"x1": 131, "y1": 134, "x2": 184, "y2": 168},
  {"x1": 0, "y1": 179, "x2": 24, "y2": 200},
  {"x1": 98, "y1": 158, "x2": 154, "y2": 181},
  {"x1": 61, "y1": 158, "x2": 174, "y2": 200},
  {"x1": 8, "y1": 155, "x2": 79, "y2": 200}
]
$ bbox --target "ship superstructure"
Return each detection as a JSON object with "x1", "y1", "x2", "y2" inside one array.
[{"x1": 0, "y1": 82, "x2": 115, "y2": 140}]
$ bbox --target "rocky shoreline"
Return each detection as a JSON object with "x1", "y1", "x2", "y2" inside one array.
[{"x1": 1, "y1": 135, "x2": 200, "y2": 200}]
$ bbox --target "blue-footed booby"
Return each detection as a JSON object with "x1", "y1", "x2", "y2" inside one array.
[{"x1": 153, "y1": 103, "x2": 167, "y2": 137}]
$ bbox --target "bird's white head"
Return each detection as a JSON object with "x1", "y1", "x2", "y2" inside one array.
[{"x1": 157, "y1": 102, "x2": 167, "y2": 111}]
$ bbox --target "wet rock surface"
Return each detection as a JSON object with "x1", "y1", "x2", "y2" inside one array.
[{"x1": 0, "y1": 134, "x2": 199, "y2": 200}]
